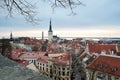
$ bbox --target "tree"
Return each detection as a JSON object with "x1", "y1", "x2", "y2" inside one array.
[
  {"x1": 0, "y1": 0, "x2": 83, "y2": 24},
  {"x1": 71, "y1": 48, "x2": 86, "y2": 80},
  {"x1": 0, "y1": 0, "x2": 38, "y2": 24},
  {"x1": 32, "y1": 45, "x2": 39, "y2": 51},
  {"x1": 0, "y1": 38, "x2": 12, "y2": 58}
]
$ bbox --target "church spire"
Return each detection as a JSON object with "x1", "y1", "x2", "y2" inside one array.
[
  {"x1": 48, "y1": 19, "x2": 53, "y2": 41},
  {"x1": 10, "y1": 32, "x2": 13, "y2": 39},
  {"x1": 10, "y1": 32, "x2": 13, "y2": 41},
  {"x1": 48, "y1": 19, "x2": 53, "y2": 32}
]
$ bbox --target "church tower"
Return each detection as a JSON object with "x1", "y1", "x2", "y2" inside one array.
[
  {"x1": 48, "y1": 19, "x2": 53, "y2": 41},
  {"x1": 10, "y1": 32, "x2": 13, "y2": 41}
]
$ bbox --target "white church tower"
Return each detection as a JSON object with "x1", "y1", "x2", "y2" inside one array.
[{"x1": 48, "y1": 19, "x2": 53, "y2": 41}]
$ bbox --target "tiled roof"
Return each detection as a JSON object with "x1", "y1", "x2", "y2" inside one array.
[
  {"x1": 15, "y1": 60, "x2": 29, "y2": 66},
  {"x1": 37, "y1": 56, "x2": 48, "y2": 63},
  {"x1": 11, "y1": 48, "x2": 25, "y2": 59},
  {"x1": 85, "y1": 54, "x2": 97, "y2": 65},
  {"x1": 87, "y1": 55, "x2": 120, "y2": 77},
  {"x1": 53, "y1": 51, "x2": 71, "y2": 66},
  {"x1": 19, "y1": 52, "x2": 39, "y2": 59},
  {"x1": 37, "y1": 52, "x2": 48, "y2": 63},
  {"x1": 88, "y1": 43, "x2": 116, "y2": 54}
]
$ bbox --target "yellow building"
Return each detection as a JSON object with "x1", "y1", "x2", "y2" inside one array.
[{"x1": 36, "y1": 52, "x2": 71, "y2": 80}]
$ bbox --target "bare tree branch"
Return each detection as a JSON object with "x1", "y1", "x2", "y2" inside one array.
[
  {"x1": 0, "y1": 0, "x2": 83, "y2": 24},
  {"x1": 49, "y1": 0, "x2": 84, "y2": 15},
  {"x1": 1, "y1": 0, "x2": 39, "y2": 24}
]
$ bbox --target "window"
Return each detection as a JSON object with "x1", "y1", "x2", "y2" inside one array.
[
  {"x1": 62, "y1": 67, "x2": 65, "y2": 71},
  {"x1": 67, "y1": 78, "x2": 69, "y2": 80},
  {"x1": 111, "y1": 68, "x2": 117, "y2": 72},
  {"x1": 62, "y1": 72, "x2": 65, "y2": 76},
  {"x1": 97, "y1": 72, "x2": 105, "y2": 80},
  {"x1": 54, "y1": 77, "x2": 56, "y2": 80},
  {"x1": 59, "y1": 71, "x2": 61, "y2": 75},
  {"x1": 108, "y1": 75, "x2": 112, "y2": 80},
  {"x1": 40, "y1": 66, "x2": 41, "y2": 70},
  {"x1": 38, "y1": 62, "x2": 39, "y2": 65},
  {"x1": 67, "y1": 72, "x2": 69, "y2": 76},
  {"x1": 50, "y1": 65, "x2": 52, "y2": 68},
  {"x1": 59, "y1": 78, "x2": 61, "y2": 80},
  {"x1": 67, "y1": 67, "x2": 69, "y2": 70},
  {"x1": 46, "y1": 68, "x2": 48, "y2": 72},
  {"x1": 115, "y1": 77, "x2": 119, "y2": 80},
  {"x1": 54, "y1": 70, "x2": 56, "y2": 74},
  {"x1": 59, "y1": 67, "x2": 61, "y2": 70}
]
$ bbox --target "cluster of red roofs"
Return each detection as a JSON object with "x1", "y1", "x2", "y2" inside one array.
[{"x1": 11, "y1": 38, "x2": 120, "y2": 77}]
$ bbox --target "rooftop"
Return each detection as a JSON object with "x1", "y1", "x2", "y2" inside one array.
[{"x1": 87, "y1": 55, "x2": 120, "y2": 77}]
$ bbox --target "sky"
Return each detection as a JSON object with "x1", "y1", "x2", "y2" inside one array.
[{"x1": 0, "y1": 0, "x2": 120, "y2": 38}]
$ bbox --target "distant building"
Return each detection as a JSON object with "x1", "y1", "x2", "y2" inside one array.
[
  {"x1": 52, "y1": 35, "x2": 60, "y2": 42},
  {"x1": 48, "y1": 19, "x2": 53, "y2": 41}
]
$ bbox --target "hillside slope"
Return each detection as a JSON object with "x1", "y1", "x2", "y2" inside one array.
[{"x1": 0, "y1": 54, "x2": 52, "y2": 80}]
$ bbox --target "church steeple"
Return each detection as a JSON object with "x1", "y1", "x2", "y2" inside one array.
[
  {"x1": 10, "y1": 32, "x2": 13, "y2": 41},
  {"x1": 48, "y1": 19, "x2": 53, "y2": 32},
  {"x1": 10, "y1": 32, "x2": 13, "y2": 40},
  {"x1": 48, "y1": 19, "x2": 53, "y2": 41}
]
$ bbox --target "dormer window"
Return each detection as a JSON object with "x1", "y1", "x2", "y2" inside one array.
[
  {"x1": 99, "y1": 64, "x2": 103, "y2": 68},
  {"x1": 101, "y1": 50, "x2": 106, "y2": 55},
  {"x1": 93, "y1": 55, "x2": 96, "y2": 58},
  {"x1": 111, "y1": 68, "x2": 117, "y2": 72}
]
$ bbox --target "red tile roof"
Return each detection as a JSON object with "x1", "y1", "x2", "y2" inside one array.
[
  {"x1": 15, "y1": 60, "x2": 29, "y2": 66},
  {"x1": 37, "y1": 56, "x2": 48, "y2": 63},
  {"x1": 37, "y1": 52, "x2": 48, "y2": 63},
  {"x1": 87, "y1": 55, "x2": 120, "y2": 77},
  {"x1": 11, "y1": 48, "x2": 25, "y2": 59},
  {"x1": 88, "y1": 43, "x2": 116, "y2": 54},
  {"x1": 86, "y1": 54, "x2": 97, "y2": 65},
  {"x1": 18, "y1": 52, "x2": 39, "y2": 59},
  {"x1": 54, "y1": 51, "x2": 71, "y2": 66}
]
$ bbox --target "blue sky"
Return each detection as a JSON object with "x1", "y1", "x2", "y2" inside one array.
[{"x1": 0, "y1": 0, "x2": 120, "y2": 38}]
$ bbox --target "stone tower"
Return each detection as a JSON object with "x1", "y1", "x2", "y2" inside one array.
[{"x1": 42, "y1": 31, "x2": 44, "y2": 40}]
